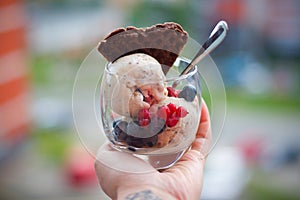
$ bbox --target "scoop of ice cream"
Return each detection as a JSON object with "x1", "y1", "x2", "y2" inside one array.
[{"x1": 108, "y1": 53, "x2": 167, "y2": 117}]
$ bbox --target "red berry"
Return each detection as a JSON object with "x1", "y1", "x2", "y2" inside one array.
[
  {"x1": 144, "y1": 95, "x2": 151, "y2": 104},
  {"x1": 167, "y1": 103, "x2": 177, "y2": 114},
  {"x1": 167, "y1": 87, "x2": 178, "y2": 97},
  {"x1": 156, "y1": 105, "x2": 170, "y2": 120},
  {"x1": 166, "y1": 114, "x2": 179, "y2": 127},
  {"x1": 176, "y1": 106, "x2": 189, "y2": 118},
  {"x1": 139, "y1": 118, "x2": 151, "y2": 126},
  {"x1": 137, "y1": 108, "x2": 150, "y2": 120}
]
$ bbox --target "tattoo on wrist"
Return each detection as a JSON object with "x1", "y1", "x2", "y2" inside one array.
[{"x1": 125, "y1": 189, "x2": 162, "y2": 200}]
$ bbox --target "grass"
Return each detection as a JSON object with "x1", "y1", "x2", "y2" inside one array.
[
  {"x1": 246, "y1": 184, "x2": 300, "y2": 200},
  {"x1": 243, "y1": 170, "x2": 300, "y2": 200},
  {"x1": 225, "y1": 88, "x2": 300, "y2": 112}
]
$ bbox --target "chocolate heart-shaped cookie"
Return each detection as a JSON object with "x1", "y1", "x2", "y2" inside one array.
[{"x1": 98, "y1": 22, "x2": 188, "y2": 74}]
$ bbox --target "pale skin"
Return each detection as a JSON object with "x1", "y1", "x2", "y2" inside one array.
[{"x1": 95, "y1": 100, "x2": 211, "y2": 200}]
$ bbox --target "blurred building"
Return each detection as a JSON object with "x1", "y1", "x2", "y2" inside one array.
[{"x1": 0, "y1": 0, "x2": 31, "y2": 162}]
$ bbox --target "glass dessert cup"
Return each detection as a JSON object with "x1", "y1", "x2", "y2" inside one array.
[{"x1": 100, "y1": 57, "x2": 201, "y2": 170}]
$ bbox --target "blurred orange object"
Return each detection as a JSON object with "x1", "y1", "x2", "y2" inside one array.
[
  {"x1": 0, "y1": 0, "x2": 31, "y2": 160},
  {"x1": 212, "y1": 0, "x2": 246, "y2": 25}
]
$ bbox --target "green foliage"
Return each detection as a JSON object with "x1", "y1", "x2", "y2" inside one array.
[
  {"x1": 128, "y1": 0, "x2": 196, "y2": 35},
  {"x1": 226, "y1": 88, "x2": 300, "y2": 112},
  {"x1": 245, "y1": 172, "x2": 300, "y2": 200},
  {"x1": 32, "y1": 128, "x2": 72, "y2": 163},
  {"x1": 29, "y1": 56, "x2": 55, "y2": 85}
]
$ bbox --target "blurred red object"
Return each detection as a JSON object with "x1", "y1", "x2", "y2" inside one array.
[
  {"x1": 0, "y1": 0, "x2": 31, "y2": 161},
  {"x1": 64, "y1": 145, "x2": 98, "y2": 187},
  {"x1": 236, "y1": 135, "x2": 264, "y2": 165},
  {"x1": 211, "y1": 0, "x2": 246, "y2": 25}
]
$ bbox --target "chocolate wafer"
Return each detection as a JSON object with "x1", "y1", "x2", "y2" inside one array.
[{"x1": 98, "y1": 22, "x2": 188, "y2": 74}]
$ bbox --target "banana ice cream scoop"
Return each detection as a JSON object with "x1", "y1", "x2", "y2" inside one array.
[{"x1": 107, "y1": 53, "x2": 167, "y2": 117}]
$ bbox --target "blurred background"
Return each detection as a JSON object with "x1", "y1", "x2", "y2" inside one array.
[{"x1": 0, "y1": 0, "x2": 300, "y2": 199}]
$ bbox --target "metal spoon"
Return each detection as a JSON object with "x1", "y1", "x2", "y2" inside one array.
[{"x1": 180, "y1": 20, "x2": 228, "y2": 76}]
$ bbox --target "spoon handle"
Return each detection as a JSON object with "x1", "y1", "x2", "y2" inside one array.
[{"x1": 180, "y1": 21, "x2": 228, "y2": 76}]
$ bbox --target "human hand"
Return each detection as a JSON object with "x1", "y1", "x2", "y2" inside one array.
[{"x1": 95, "y1": 100, "x2": 211, "y2": 200}]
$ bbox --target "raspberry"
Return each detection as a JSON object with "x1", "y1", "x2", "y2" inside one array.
[
  {"x1": 176, "y1": 106, "x2": 189, "y2": 118},
  {"x1": 167, "y1": 103, "x2": 177, "y2": 114},
  {"x1": 167, "y1": 87, "x2": 178, "y2": 97},
  {"x1": 137, "y1": 108, "x2": 150, "y2": 120},
  {"x1": 139, "y1": 118, "x2": 151, "y2": 126},
  {"x1": 143, "y1": 95, "x2": 152, "y2": 104},
  {"x1": 137, "y1": 108, "x2": 151, "y2": 126},
  {"x1": 156, "y1": 105, "x2": 170, "y2": 120},
  {"x1": 166, "y1": 114, "x2": 179, "y2": 127}
]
